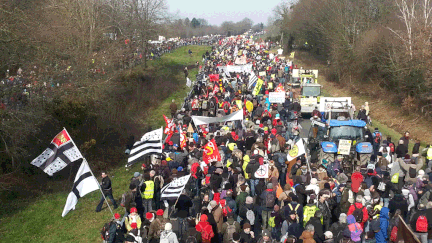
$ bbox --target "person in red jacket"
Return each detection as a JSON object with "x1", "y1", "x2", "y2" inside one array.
[
  {"x1": 347, "y1": 195, "x2": 368, "y2": 228},
  {"x1": 351, "y1": 166, "x2": 364, "y2": 194},
  {"x1": 195, "y1": 214, "x2": 214, "y2": 243}
]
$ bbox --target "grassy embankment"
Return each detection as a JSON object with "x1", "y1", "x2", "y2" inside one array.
[{"x1": 0, "y1": 45, "x2": 210, "y2": 243}]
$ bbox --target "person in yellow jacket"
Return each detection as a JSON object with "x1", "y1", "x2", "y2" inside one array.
[
  {"x1": 243, "y1": 155, "x2": 250, "y2": 179},
  {"x1": 125, "y1": 207, "x2": 142, "y2": 232},
  {"x1": 141, "y1": 174, "x2": 154, "y2": 213}
]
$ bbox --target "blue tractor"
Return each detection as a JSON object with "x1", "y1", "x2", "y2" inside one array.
[{"x1": 312, "y1": 119, "x2": 372, "y2": 173}]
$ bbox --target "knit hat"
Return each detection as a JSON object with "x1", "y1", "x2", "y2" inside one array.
[
  {"x1": 156, "y1": 209, "x2": 164, "y2": 216},
  {"x1": 134, "y1": 172, "x2": 141, "y2": 178},
  {"x1": 200, "y1": 214, "x2": 208, "y2": 222},
  {"x1": 310, "y1": 178, "x2": 318, "y2": 185},
  {"x1": 262, "y1": 229, "x2": 271, "y2": 236},
  {"x1": 114, "y1": 213, "x2": 121, "y2": 219},
  {"x1": 177, "y1": 166, "x2": 183, "y2": 171},
  {"x1": 146, "y1": 212, "x2": 153, "y2": 220},
  {"x1": 209, "y1": 200, "x2": 217, "y2": 208},
  {"x1": 243, "y1": 223, "x2": 251, "y2": 229},
  {"x1": 130, "y1": 207, "x2": 137, "y2": 213},
  {"x1": 232, "y1": 232, "x2": 241, "y2": 241},
  {"x1": 246, "y1": 196, "x2": 254, "y2": 204},
  {"x1": 267, "y1": 183, "x2": 273, "y2": 189},
  {"x1": 324, "y1": 231, "x2": 333, "y2": 239},
  {"x1": 165, "y1": 223, "x2": 172, "y2": 231}
]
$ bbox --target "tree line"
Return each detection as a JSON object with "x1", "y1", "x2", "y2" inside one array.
[{"x1": 271, "y1": 0, "x2": 432, "y2": 117}]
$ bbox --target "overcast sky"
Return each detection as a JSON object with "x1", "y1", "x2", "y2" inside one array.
[{"x1": 166, "y1": 0, "x2": 281, "y2": 26}]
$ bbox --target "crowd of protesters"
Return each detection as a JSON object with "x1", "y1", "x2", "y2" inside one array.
[
  {"x1": 0, "y1": 37, "x2": 214, "y2": 113},
  {"x1": 99, "y1": 34, "x2": 432, "y2": 243}
]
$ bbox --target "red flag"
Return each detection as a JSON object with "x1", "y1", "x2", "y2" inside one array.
[
  {"x1": 163, "y1": 115, "x2": 174, "y2": 135},
  {"x1": 275, "y1": 83, "x2": 285, "y2": 92},
  {"x1": 180, "y1": 131, "x2": 187, "y2": 149},
  {"x1": 202, "y1": 139, "x2": 221, "y2": 164},
  {"x1": 209, "y1": 74, "x2": 219, "y2": 82}
]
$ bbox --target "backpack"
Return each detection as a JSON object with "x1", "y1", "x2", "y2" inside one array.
[
  {"x1": 409, "y1": 167, "x2": 417, "y2": 179},
  {"x1": 202, "y1": 100, "x2": 208, "y2": 109},
  {"x1": 225, "y1": 221, "x2": 237, "y2": 241},
  {"x1": 390, "y1": 226, "x2": 398, "y2": 242},
  {"x1": 222, "y1": 205, "x2": 232, "y2": 217},
  {"x1": 223, "y1": 103, "x2": 230, "y2": 111},
  {"x1": 350, "y1": 224, "x2": 362, "y2": 242},
  {"x1": 101, "y1": 221, "x2": 113, "y2": 241},
  {"x1": 160, "y1": 232, "x2": 173, "y2": 243},
  {"x1": 246, "y1": 208, "x2": 255, "y2": 225},
  {"x1": 389, "y1": 143, "x2": 395, "y2": 153},
  {"x1": 201, "y1": 225, "x2": 214, "y2": 241},
  {"x1": 155, "y1": 218, "x2": 166, "y2": 238},
  {"x1": 352, "y1": 205, "x2": 364, "y2": 223},
  {"x1": 185, "y1": 235, "x2": 198, "y2": 243},
  {"x1": 416, "y1": 215, "x2": 428, "y2": 232},
  {"x1": 377, "y1": 181, "x2": 386, "y2": 191},
  {"x1": 265, "y1": 191, "x2": 276, "y2": 208},
  {"x1": 303, "y1": 205, "x2": 317, "y2": 227},
  {"x1": 128, "y1": 230, "x2": 142, "y2": 243},
  {"x1": 374, "y1": 132, "x2": 382, "y2": 144}
]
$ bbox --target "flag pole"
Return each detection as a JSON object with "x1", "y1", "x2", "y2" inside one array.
[
  {"x1": 63, "y1": 128, "x2": 114, "y2": 217},
  {"x1": 168, "y1": 175, "x2": 191, "y2": 218}
]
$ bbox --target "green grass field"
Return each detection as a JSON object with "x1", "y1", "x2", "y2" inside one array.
[{"x1": 0, "y1": 45, "x2": 210, "y2": 243}]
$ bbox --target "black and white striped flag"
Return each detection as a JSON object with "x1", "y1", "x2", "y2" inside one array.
[
  {"x1": 248, "y1": 71, "x2": 258, "y2": 90},
  {"x1": 31, "y1": 129, "x2": 83, "y2": 176},
  {"x1": 161, "y1": 174, "x2": 191, "y2": 200},
  {"x1": 62, "y1": 159, "x2": 99, "y2": 217},
  {"x1": 127, "y1": 127, "x2": 163, "y2": 167}
]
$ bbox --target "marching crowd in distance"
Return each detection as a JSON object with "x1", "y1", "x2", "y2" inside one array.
[
  {"x1": 99, "y1": 35, "x2": 432, "y2": 243},
  {"x1": 0, "y1": 37, "x2": 214, "y2": 112}
]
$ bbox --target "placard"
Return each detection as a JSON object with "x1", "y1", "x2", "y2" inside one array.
[
  {"x1": 338, "y1": 139, "x2": 352, "y2": 155},
  {"x1": 269, "y1": 92, "x2": 285, "y2": 103}
]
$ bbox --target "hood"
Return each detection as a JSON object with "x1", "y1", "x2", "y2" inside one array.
[
  {"x1": 380, "y1": 207, "x2": 389, "y2": 219},
  {"x1": 161, "y1": 230, "x2": 173, "y2": 238},
  {"x1": 352, "y1": 172, "x2": 363, "y2": 180},
  {"x1": 301, "y1": 231, "x2": 314, "y2": 239},
  {"x1": 347, "y1": 215, "x2": 356, "y2": 224}
]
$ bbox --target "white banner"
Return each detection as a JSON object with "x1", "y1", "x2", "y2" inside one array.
[
  {"x1": 269, "y1": 92, "x2": 285, "y2": 103},
  {"x1": 192, "y1": 109, "x2": 244, "y2": 126},
  {"x1": 287, "y1": 139, "x2": 306, "y2": 161},
  {"x1": 338, "y1": 139, "x2": 352, "y2": 155},
  {"x1": 254, "y1": 164, "x2": 269, "y2": 178}
]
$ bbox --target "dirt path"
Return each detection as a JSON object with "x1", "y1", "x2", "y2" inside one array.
[{"x1": 294, "y1": 51, "x2": 432, "y2": 147}]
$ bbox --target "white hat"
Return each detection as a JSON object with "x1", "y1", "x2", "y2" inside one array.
[
  {"x1": 310, "y1": 178, "x2": 318, "y2": 185},
  {"x1": 324, "y1": 231, "x2": 333, "y2": 239},
  {"x1": 165, "y1": 223, "x2": 172, "y2": 231}
]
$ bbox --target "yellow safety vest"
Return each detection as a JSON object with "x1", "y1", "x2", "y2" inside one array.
[
  {"x1": 235, "y1": 100, "x2": 242, "y2": 109},
  {"x1": 427, "y1": 148, "x2": 432, "y2": 160},
  {"x1": 142, "y1": 181, "x2": 154, "y2": 199}
]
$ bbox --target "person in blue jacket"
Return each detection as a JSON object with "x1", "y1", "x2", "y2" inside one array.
[{"x1": 375, "y1": 207, "x2": 389, "y2": 243}]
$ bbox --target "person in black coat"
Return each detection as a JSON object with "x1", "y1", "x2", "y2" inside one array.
[
  {"x1": 306, "y1": 211, "x2": 325, "y2": 243},
  {"x1": 388, "y1": 192, "x2": 409, "y2": 219},
  {"x1": 293, "y1": 176, "x2": 308, "y2": 206},
  {"x1": 96, "y1": 172, "x2": 118, "y2": 212},
  {"x1": 396, "y1": 141, "x2": 408, "y2": 158}
]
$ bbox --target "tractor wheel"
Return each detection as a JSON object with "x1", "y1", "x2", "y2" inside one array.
[
  {"x1": 319, "y1": 149, "x2": 334, "y2": 165},
  {"x1": 358, "y1": 153, "x2": 371, "y2": 166}
]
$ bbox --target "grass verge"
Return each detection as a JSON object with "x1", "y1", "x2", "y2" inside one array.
[{"x1": 0, "y1": 45, "x2": 210, "y2": 243}]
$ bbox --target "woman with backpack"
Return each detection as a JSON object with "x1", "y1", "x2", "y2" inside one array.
[
  {"x1": 346, "y1": 215, "x2": 363, "y2": 243},
  {"x1": 195, "y1": 214, "x2": 215, "y2": 243},
  {"x1": 159, "y1": 223, "x2": 179, "y2": 243}
]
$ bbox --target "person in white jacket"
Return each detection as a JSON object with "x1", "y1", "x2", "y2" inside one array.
[
  {"x1": 305, "y1": 178, "x2": 320, "y2": 203},
  {"x1": 159, "y1": 223, "x2": 179, "y2": 243}
]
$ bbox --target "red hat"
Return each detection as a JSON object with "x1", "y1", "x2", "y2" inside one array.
[
  {"x1": 169, "y1": 141, "x2": 174, "y2": 145},
  {"x1": 146, "y1": 212, "x2": 153, "y2": 220},
  {"x1": 142, "y1": 164, "x2": 146, "y2": 168},
  {"x1": 114, "y1": 213, "x2": 121, "y2": 219},
  {"x1": 271, "y1": 128, "x2": 277, "y2": 135},
  {"x1": 200, "y1": 214, "x2": 208, "y2": 222},
  {"x1": 183, "y1": 125, "x2": 187, "y2": 128},
  {"x1": 131, "y1": 222, "x2": 137, "y2": 229},
  {"x1": 156, "y1": 209, "x2": 164, "y2": 216},
  {"x1": 259, "y1": 124, "x2": 263, "y2": 128},
  {"x1": 130, "y1": 207, "x2": 137, "y2": 213},
  {"x1": 265, "y1": 90, "x2": 269, "y2": 94}
]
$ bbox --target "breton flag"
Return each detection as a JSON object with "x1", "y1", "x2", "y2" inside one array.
[
  {"x1": 160, "y1": 174, "x2": 191, "y2": 200},
  {"x1": 127, "y1": 127, "x2": 163, "y2": 167},
  {"x1": 247, "y1": 71, "x2": 258, "y2": 90},
  {"x1": 62, "y1": 159, "x2": 99, "y2": 217},
  {"x1": 31, "y1": 129, "x2": 83, "y2": 176}
]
